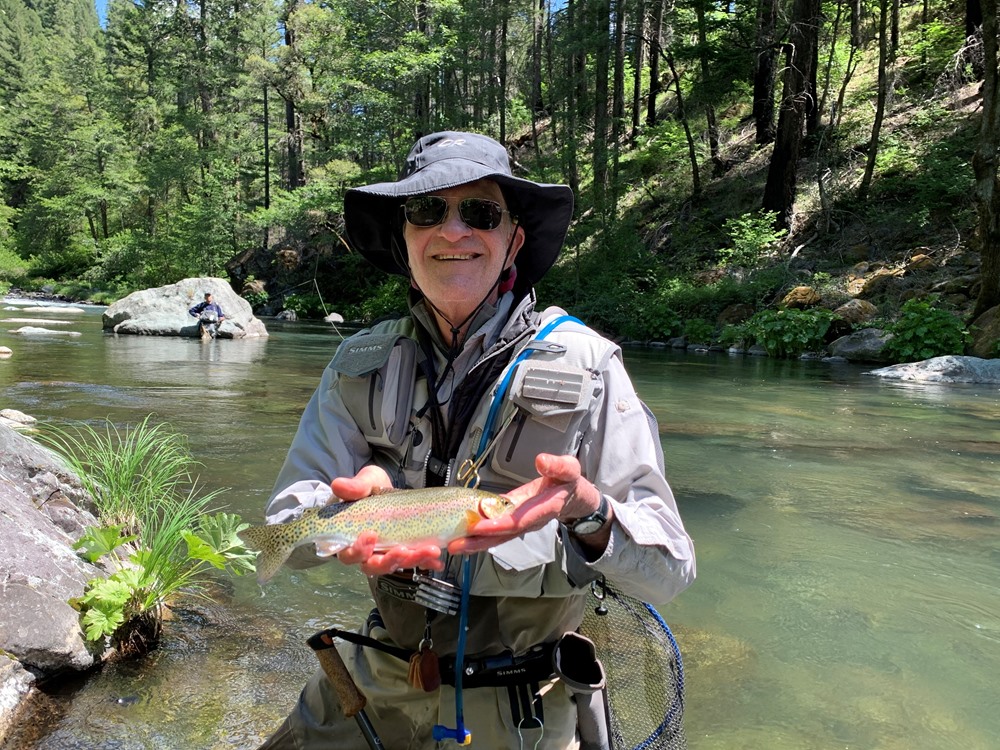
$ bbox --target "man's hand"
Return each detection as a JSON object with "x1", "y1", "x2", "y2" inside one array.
[
  {"x1": 324, "y1": 465, "x2": 445, "y2": 575},
  {"x1": 447, "y1": 453, "x2": 613, "y2": 558}
]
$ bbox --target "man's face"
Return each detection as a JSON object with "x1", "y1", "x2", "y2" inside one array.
[
  {"x1": 403, "y1": 180, "x2": 524, "y2": 326},
  {"x1": 205, "y1": 294, "x2": 212, "y2": 303}
]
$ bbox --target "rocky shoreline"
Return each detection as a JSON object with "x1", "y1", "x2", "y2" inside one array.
[{"x1": 0, "y1": 424, "x2": 106, "y2": 744}]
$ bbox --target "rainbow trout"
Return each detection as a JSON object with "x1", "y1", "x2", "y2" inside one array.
[{"x1": 238, "y1": 487, "x2": 514, "y2": 584}]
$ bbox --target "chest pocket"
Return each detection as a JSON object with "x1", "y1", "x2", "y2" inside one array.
[
  {"x1": 489, "y1": 360, "x2": 596, "y2": 484},
  {"x1": 330, "y1": 333, "x2": 418, "y2": 448}
]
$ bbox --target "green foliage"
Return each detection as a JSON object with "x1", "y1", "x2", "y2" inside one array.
[
  {"x1": 240, "y1": 276, "x2": 269, "y2": 309},
  {"x1": 283, "y1": 292, "x2": 325, "y2": 318},
  {"x1": 718, "y1": 211, "x2": 787, "y2": 269},
  {"x1": 683, "y1": 318, "x2": 715, "y2": 343},
  {"x1": 347, "y1": 275, "x2": 408, "y2": 323},
  {"x1": 884, "y1": 296, "x2": 971, "y2": 362},
  {"x1": 745, "y1": 308, "x2": 836, "y2": 358},
  {"x1": 908, "y1": 20, "x2": 966, "y2": 82},
  {"x1": 43, "y1": 417, "x2": 252, "y2": 655}
]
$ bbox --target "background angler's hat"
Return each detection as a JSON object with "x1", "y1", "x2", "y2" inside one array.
[{"x1": 344, "y1": 132, "x2": 574, "y2": 287}]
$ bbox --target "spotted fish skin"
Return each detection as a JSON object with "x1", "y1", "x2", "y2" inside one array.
[{"x1": 238, "y1": 487, "x2": 513, "y2": 584}]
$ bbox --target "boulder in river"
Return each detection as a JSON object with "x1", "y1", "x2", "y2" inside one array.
[
  {"x1": 866, "y1": 355, "x2": 1000, "y2": 383},
  {"x1": 101, "y1": 277, "x2": 268, "y2": 338}
]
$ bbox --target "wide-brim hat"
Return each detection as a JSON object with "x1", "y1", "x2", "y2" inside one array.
[{"x1": 344, "y1": 131, "x2": 574, "y2": 287}]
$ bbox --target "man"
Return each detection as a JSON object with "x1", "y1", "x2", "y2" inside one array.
[
  {"x1": 189, "y1": 292, "x2": 226, "y2": 338},
  {"x1": 257, "y1": 131, "x2": 695, "y2": 749}
]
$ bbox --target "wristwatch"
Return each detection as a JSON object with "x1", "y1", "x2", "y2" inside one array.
[{"x1": 566, "y1": 495, "x2": 610, "y2": 536}]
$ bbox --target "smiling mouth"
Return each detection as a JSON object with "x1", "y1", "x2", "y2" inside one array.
[{"x1": 433, "y1": 253, "x2": 481, "y2": 261}]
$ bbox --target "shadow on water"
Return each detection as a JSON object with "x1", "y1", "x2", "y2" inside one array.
[{"x1": 2, "y1": 306, "x2": 999, "y2": 749}]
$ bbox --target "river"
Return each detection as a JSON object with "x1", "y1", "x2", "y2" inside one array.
[{"x1": 1, "y1": 301, "x2": 998, "y2": 750}]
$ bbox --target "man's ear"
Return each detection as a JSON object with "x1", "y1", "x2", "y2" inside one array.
[{"x1": 506, "y1": 224, "x2": 526, "y2": 268}]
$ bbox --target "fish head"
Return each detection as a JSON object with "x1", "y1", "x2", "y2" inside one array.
[{"x1": 478, "y1": 492, "x2": 514, "y2": 519}]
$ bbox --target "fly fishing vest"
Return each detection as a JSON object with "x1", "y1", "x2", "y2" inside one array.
[{"x1": 328, "y1": 306, "x2": 622, "y2": 494}]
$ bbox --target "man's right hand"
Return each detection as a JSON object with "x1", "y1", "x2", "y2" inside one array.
[{"x1": 326, "y1": 466, "x2": 445, "y2": 575}]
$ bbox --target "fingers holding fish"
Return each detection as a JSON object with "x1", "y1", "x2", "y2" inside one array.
[{"x1": 357, "y1": 543, "x2": 445, "y2": 576}]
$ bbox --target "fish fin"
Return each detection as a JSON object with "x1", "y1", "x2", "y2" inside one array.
[
  {"x1": 464, "y1": 509, "x2": 482, "y2": 530},
  {"x1": 368, "y1": 486, "x2": 396, "y2": 496},
  {"x1": 314, "y1": 540, "x2": 348, "y2": 558},
  {"x1": 254, "y1": 546, "x2": 294, "y2": 585}
]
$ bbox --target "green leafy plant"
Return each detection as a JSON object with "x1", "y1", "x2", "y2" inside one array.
[
  {"x1": 42, "y1": 417, "x2": 253, "y2": 657},
  {"x1": 746, "y1": 308, "x2": 835, "y2": 358},
  {"x1": 683, "y1": 318, "x2": 715, "y2": 344},
  {"x1": 718, "y1": 210, "x2": 787, "y2": 269},
  {"x1": 885, "y1": 296, "x2": 971, "y2": 362}
]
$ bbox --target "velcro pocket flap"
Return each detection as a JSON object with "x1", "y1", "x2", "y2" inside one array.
[
  {"x1": 330, "y1": 333, "x2": 408, "y2": 377},
  {"x1": 510, "y1": 361, "x2": 592, "y2": 433}
]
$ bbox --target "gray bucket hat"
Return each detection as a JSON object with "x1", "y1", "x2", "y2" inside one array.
[{"x1": 344, "y1": 131, "x2": 574, "y2": 287}]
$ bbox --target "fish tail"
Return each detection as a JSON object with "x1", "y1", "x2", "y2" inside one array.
[{"x1": 238, "y1": 525, "x2": 296, "y2": 585}]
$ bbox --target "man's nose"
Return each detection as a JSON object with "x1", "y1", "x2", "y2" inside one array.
[{"x1": 437, "y1": 203, "x2": 473, "y2": 240}]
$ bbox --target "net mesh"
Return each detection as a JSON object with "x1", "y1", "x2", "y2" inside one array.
[{"x1": 580, "y1": 581, "x2": 687, "y2": 750}]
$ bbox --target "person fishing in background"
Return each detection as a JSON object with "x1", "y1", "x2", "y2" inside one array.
[
  {"x1": 188, "y1": 291, "x2": 225, "y2": 337},
  {"x1": 254, "y1": 131, "x2": 695, "y2": 750}
]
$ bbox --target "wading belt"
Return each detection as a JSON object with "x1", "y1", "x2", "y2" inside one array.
[{"x1": 308, "y1": 624, "x2": 556, "y2": 689}]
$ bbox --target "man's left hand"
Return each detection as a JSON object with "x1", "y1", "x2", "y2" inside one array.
[{"x1": 447, "y1": 453, "x2": 612, "y2": 557}]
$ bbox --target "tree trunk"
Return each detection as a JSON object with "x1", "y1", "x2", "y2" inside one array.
[
  {"x1": 631, "y1": 0, "x2": 645, "y2": 145},
  {"x1": 565, "y1": 0, "x2": 580, "y2": 196},
  {"x1": 593, "y1": 0, "x2": 612, "y2": 218},
  {"x1": 972, "y1": 0, "x2": 1000, "y2": 317},
  {"x1": 752, "y1": 0, "x2": 779, "y2": 146},
  {"x1": 695, "y1": 0, "x2": 723, "y2": 173},
  {"x1": 501, "y1": 10, "x2": 509, "y2": 143},
  {"x1": 761, "y1": 0, "x2": 822, "y2": 228},
  {"x1": 858, "y1": 0, "x2": 892, "y2": 201},
  {"x1": 612, "y1": 0, "x2": 626, "y2": 196},
  {"x1": 665, "y1": 50, "x2": 701, "y2": 196},
  {"x1": 647, "y1": 0, "x2": 664, "y2": 126}
]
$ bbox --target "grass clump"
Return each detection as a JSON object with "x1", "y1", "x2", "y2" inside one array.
[{"x1": 40, "y1": 416, "x2": 254, "y2": 657}]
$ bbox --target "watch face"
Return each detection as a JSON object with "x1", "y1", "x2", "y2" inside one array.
[{"x1": 572, "y1": 517, "x2": 606, "y2": 536}]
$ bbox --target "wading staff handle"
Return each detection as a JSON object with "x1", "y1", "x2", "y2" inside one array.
[
  {"x1": 307, "y1": 631, "x2": 366, "y2": 716},
  {"x1": 307, "y1": 631, "x2": 385, "y2": 750}
]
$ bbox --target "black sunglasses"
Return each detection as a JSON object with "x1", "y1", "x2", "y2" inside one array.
[{"x1": 402, "y1": 196, "x2": 511, "y2": 231}]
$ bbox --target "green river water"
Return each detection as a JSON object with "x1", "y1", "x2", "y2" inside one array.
[{"x1": 1, "y1": 301, "x2": 998, "y2": 750}]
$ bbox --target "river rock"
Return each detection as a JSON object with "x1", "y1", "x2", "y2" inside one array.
[
  {"x1": 780, "y1": 286, "x2": 821, "y2": 309},
  {"x1": 0, "y1": 655, "x2": 34, "y2": 744},
  {"x1": 0, "y1": 424, "x2": 103, "y2": 683},
  {"x1": 866, "y1": 355, "x2": 1000, "y2": 383},
  {"x1": 0, "y1": 347, "x2": 11, "y2": 359},
  {"x1": 101, "y1": 277, "x2": 269, "y2": 338},
  {"x1": 968, "y1": 305, "x2": 1000, "y2": 359},
  {"x1": 832, "y1": 299, "x2": 879, "y2": 325},
  {"x1": 9, "y1": 327, "x2": 82, "y2": 336},
  {"x1": 827, "y1": 328, "x2": 893, "y2": 362},
  {"x1": 0, "y1": 409, "x2": 36, "y2": 429}
]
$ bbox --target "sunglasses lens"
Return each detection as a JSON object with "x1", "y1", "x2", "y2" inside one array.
[
  {"x1": 403, "y1": 196, "x2": 447, "y2": 227},
  {"x1": 459, "y1": 199, "x2": 503, "y2": 230}
]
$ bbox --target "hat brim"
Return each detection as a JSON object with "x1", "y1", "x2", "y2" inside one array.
[{"x1": 344, "y1": 160, "x2": 574, "y2": 287}]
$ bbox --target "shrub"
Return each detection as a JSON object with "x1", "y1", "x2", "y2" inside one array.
[
  {"x1": 885, "y1": 296, "x2": 970, "y2": 361},
  {"x1": 746, "y1": 308, "x2": 836, "y2": 358},
  {"x1": 683, "y1": 318, "x2": 715, "y2": 343},
  {"x1": 718, "y1": 210, "x2": 787, "y2": 269}
]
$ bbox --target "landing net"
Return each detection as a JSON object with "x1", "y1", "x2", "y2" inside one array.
[{"x1": 581, "y1": 581, "x2": 686, "y2": 750}]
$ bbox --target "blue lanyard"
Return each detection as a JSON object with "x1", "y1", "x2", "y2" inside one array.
[{"x1": 433, "y1": 314, "x2": 582, "y2": 745}]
